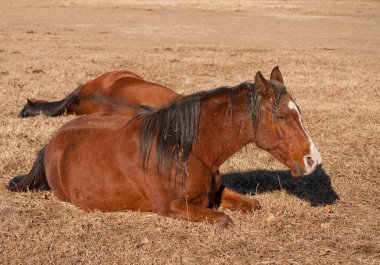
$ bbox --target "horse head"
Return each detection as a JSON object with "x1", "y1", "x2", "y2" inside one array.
[
  {"x1": 254, "y1": 67, "x2": 321, "y2": 177},
  {"x1": 18, "y1": 99, "x2": 47, "y2": 117}
]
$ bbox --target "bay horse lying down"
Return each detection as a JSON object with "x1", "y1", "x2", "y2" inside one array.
[
  {"x1": 19, "y1": 70, "x2": 178, "y2": 117},
  {"x1": 8, "y1": 67, "x2": 321, "y2": 226}
]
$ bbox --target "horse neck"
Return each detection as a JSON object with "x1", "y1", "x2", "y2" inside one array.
[{"x1": 193, "y1": 89, "x2": 255, "y2": 172}]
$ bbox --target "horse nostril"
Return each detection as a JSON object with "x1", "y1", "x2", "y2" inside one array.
[{"x1": 305, "y1": 156, "x2": 316, "y2": 168}]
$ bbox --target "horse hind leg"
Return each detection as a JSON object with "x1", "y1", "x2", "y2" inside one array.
[{"x1": 168, "y1": 199, "x2": 233, "y2": 227}]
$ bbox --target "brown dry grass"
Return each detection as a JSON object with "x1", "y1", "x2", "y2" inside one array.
[{"x1": 1, "y1": 0, "x2": 379, "y2": 264}]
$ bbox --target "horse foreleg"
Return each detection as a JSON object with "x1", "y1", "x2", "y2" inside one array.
[
  {"x1": 168, "y1": 199, "x2": 232, "y2": 227},
  {"x1": 218, "y1": 186, "x2": 261, "y2": 212}
]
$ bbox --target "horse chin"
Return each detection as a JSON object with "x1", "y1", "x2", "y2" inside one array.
[
  {"x1": 290, "y1": 161, "x2": 304, "y2": 178},
  {"x1": 290, "y1": 169, "x2": 302, "y2": 177},
  {"x1": 270, "y1": 152, "x2": 304, "y2": 177}
]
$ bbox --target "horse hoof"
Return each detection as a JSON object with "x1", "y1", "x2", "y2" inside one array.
[
  {"x1": 216, "y1": 215, "x2": 233, "y2": 228},
  {"x1": 251, "y1": 199, "x2": 261, "y2": 210}
]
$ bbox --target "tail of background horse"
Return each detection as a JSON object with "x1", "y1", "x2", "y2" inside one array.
[
  {"x1": 7, "y1": 146, "x2": 49, "y2": 192},
  {"x1": 19, "y1": 85, "x2": 83, "y2": 117}
]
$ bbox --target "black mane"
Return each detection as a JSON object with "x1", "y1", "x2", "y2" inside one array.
[{"x1": 135, "y1": 81, "x2": 285, "y2": 181}]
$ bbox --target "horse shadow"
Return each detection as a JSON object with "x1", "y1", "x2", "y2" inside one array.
[{"x1": 221, "y1": 165, "x2": 339, "y2": 206}]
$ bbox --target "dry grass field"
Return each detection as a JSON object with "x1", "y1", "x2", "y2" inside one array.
[{"x1": 1, "y1": 0, "x2": 379, "y2": 264}]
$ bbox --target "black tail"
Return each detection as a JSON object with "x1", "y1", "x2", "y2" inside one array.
[
  {"x1": 7, "y1": 146, "x2": 50, "y2": 192},
  {"x1": 19, "y1": 85, "x2": 83, "y2": 117}
]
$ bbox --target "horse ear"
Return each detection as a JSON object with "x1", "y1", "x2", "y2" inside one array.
[
  {"x1": 255, "y1": 71, "x2": 271, "y2": 97},
  {"x1": 26, "y1": 99, "x2": 34, "y2": 106},
  {"x1": 27, "y1": 99, "x2": 39, "y2": 106},
  {"x1": 270, "y1": 66, "x2": 284, "y2": 85}
]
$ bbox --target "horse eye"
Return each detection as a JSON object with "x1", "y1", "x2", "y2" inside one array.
[{"x1": 276, "y1": 116, "x2": 285, "y2": 121}]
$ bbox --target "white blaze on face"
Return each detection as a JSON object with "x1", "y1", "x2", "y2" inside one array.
[{"x1": 288, "y1": 100, "x2": 321, "y2": 172}]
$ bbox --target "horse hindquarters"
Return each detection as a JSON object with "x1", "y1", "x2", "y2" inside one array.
[{"x1": 43, "y1": 116, "x2": 154, "y2": 212}]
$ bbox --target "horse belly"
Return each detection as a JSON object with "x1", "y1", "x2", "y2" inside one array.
[{"x1": 68, "y1": 97, "x2": 126, "y2": 116}]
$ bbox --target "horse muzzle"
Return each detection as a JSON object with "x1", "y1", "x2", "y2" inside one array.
[{"x1": 292, "y1": 146, "x2": 321, "y2": 177}]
